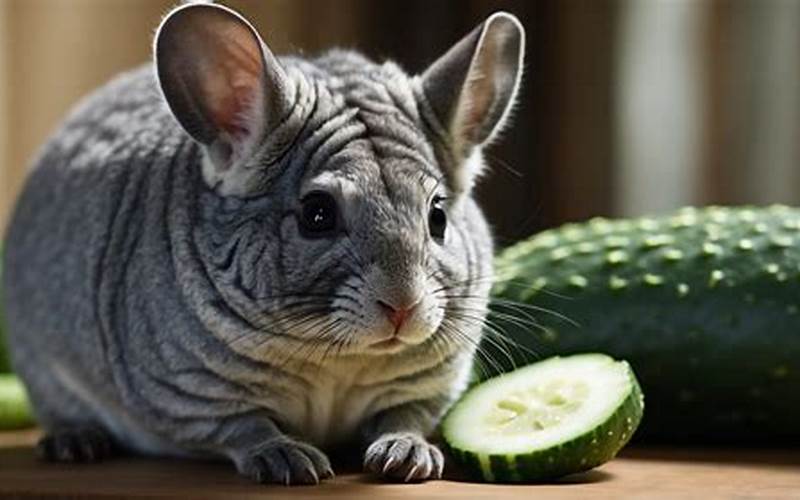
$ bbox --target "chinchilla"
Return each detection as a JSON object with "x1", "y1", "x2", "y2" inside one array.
[{"x1": 2, "y1": 1, "x2": 524, "y2": 485}]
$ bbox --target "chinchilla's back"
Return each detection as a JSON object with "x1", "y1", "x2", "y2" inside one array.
[{"x1": 3, "y1": 66, "x2": 191, "y2": 436}]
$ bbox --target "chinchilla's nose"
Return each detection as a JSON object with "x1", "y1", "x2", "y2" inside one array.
[
  {"x1": 376, "y1": 298, "x2": 421, "y2": 330},
  {"x1": 368, "y1": 230, "x2": 426, "y2": 330}
]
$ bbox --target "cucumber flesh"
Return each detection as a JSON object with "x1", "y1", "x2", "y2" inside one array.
[{"x1": 443, "y1": 353, "x2": 643, "y2": 482}]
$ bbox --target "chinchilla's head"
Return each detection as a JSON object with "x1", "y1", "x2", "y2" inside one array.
[{"x1": 154, "y1": 3, "x2": 524, "y2": 362}]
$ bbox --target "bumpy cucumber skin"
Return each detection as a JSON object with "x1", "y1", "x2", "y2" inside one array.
[
  {"x1": 491, "y1": 206, "x2": 800, "y2": 443},
  {"x1": 444, "y1": 358, "x2": 644, "y2": 483}
]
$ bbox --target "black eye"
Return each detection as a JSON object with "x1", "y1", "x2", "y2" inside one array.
[
  {"x1": 428, "y1": 197, "x2": 447, "y2": 242},
  {"x1": 299, "y1": 191, "x2": 338, "y2": 237}
]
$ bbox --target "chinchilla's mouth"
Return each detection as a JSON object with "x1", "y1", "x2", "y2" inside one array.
[{"x1": 368, "y1": 337, "x2": 407, "y2": 350}]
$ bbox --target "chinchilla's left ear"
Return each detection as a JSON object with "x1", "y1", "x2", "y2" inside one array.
[
  {"x1": 154, "y1": 2, "x2": 294, "y2": 196},
  {"x1": 419, "y1": 12, "x2": 524, "y2": 166}
]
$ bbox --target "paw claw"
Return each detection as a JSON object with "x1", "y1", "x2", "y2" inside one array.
[
  {"x1": 364, "y1": 432, "x2": 443, "y2": 482},
  {"x1": 382, "y1": 456, "x2": 396, "y2": 474},
  {"x1": 236, "y1": 438, "x2": 332, "y2": 486},
  {"x1": 404, "y1": 464, "x2": 420, "y2": 482}
]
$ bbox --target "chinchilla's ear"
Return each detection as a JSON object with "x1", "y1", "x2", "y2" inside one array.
[
  {"x1": 419, "y1": 12, "x2": 524, "y2": 185},
  {"x1": 155, "y1": 3, "x2": 294, "y2": 196}
]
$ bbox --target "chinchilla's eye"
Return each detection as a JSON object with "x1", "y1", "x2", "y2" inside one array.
[
  {"x1": 299, "y1": 191, "x2": 338, "y2": 237},
  {"x1": 429, "y1": 196, "x2": 447, "y2": 242}
]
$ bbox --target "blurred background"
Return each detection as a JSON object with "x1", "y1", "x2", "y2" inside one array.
[{"x1": 0, "y1": 0, "x2": 799, "y2": 247}]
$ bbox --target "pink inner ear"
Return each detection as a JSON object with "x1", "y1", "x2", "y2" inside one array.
[
  {"x1": 461, "y1": 73, "x2": 496, "y2": 144},
  {"x1": 200, "y1": 24, "x2": 265, "y2": 140},
  {"x1": 459, "y1": 38, "x2": 500, "y2": 144}
]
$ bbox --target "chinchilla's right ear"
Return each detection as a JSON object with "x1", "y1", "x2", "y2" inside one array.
[
  {"x1": 419, "y1": 12, "x2": 524, "y2": 194},
  {"x1": 155, "y1": 3, "x2": 294, "y2": 196}
]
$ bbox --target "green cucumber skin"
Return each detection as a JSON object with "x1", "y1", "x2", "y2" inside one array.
[
  {"x1": 0, "y1": 247, "x2": 9, "y2": 373},
  {"x1": 445, "y1": 363, "x2": 644, "y2": 483},
  {"x1": 0, "y1": 306, "x2": 8, "y2": 373},
  {"x1": 492, "y1": 206, "x2": 800, "y2": 443}
]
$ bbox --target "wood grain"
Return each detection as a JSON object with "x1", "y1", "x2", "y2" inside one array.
[{"x1": 1, "y1": 430, "x2": 798, "y2": 499}]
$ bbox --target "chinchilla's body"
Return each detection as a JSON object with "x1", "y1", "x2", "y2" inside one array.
[{"x1": 3, "y1": 2, "x2": 524, "y2": 485}]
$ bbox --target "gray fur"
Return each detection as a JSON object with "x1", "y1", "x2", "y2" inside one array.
[{"x1": 2, "y1": 3, "x2": 524, "y2": 485}]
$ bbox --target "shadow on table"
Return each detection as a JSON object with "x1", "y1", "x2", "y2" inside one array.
[
  {"x1": 330, "y1": 449, "x2": 615, "y2": 485},
  {"x1": 347, "y1": 468, "x2": 613, "y2": 486},
  {"x1": 449, "y1": 468, "x2": 613, "y2": 485}
]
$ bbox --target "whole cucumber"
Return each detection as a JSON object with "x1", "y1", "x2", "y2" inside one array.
[{"x1": 491, "y1": 206, "x2": 800, "y2": 443}]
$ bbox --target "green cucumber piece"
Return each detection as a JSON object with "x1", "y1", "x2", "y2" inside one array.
[
  {"x1": 0, "y1": 247, "x2": 9, "y2": 373},
  {"x1": 491, "y1": 205, "x2": 800, "y2": 443},
  {"x1": 443, "y1": 353, "x2": 643, "y2": 482},
  {"x1": 0, "y1": 374, "x2": 34, "y2": 429}
]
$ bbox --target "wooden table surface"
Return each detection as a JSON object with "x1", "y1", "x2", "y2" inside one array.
[{"x1": 1, "y1": 429, "x2": 799, "y2": 499}]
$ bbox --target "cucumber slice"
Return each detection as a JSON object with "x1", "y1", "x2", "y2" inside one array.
[
  {"x1": 0, "y1": 374, "x2": 35, "y2": 429},
  {"x1": 443, "y1": 353, "x2": 643, "y2": 482}
]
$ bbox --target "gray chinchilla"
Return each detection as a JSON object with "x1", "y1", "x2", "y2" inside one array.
[{"x1": 2, "y1": 1, "x2": 524, "y2": 485}]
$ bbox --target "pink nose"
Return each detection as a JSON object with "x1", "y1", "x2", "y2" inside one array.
[{"x1": 377, "y1": 300, "x2": 414, "y2": 330}]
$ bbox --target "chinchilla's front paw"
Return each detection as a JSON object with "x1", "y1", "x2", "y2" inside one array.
[
  {"x1": 364, "y1": 432, "x2": 444, "y2": 482},
  {"x1": 36, "y1": 426, "x2": 115, "y2": 463},
  {"x1": 234, "y1": 437, "x2": 334, "y2": 486}
]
